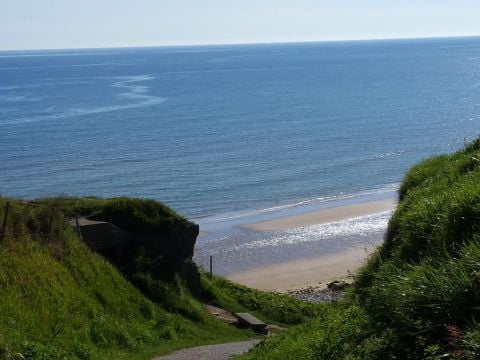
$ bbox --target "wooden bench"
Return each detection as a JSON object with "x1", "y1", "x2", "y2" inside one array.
[{"x1": 234, "y1": 313, "x2": 268, "y2": 334}]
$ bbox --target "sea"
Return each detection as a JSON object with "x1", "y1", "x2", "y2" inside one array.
[{"x1": 1, "y1": 37, "x2": 479, "y2": 274}]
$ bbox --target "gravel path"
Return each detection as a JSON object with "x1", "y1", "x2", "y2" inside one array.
[{"x1": 152, "y1": 339, "x2": 261, "y2": 360}]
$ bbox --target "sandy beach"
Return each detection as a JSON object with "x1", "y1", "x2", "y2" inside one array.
[
  {"x1": 222, "y1": 197, "x2": 397, "y2": 291},
  {"x1": 242, "y1": 198, "x2": 396, "y2": 231},
  {"x1": 227, "y1": 246, "x2": 374, "y2": 292}
]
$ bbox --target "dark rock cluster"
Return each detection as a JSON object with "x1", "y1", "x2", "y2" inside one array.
[{"x1": 286, "y1": 281, "x2": 350, "y2": 303}]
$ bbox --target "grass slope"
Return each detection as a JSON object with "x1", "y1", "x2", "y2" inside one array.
[
  {"x1": 0, "y1": 197, "x2": 313, "y2": 359},
  {"x1": 242, "y1": 139, "x2": 480, "y2": 359},
  {"x1": 0, "y1": 199, "x2": 253, "y2": 359},
  {"x1": 201, "y1": 275, "x2": 321, "y2": 326}
]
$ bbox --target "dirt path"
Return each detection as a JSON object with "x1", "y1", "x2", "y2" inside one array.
[{"x1": 152, "y1": 339, "x2": 261, "y2": 360}]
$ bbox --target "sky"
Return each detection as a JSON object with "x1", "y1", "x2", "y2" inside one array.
[{"x1": 1, "y1": 1, "x2": 480, "y2": 50}]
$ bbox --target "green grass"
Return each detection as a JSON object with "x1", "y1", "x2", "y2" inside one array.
[
  {"x1": 200, "y1": 275, "x2": 322, "y2": 326},
  {"x1": 0, "y1": 200, "x2": 252, "y2": 359},
  {"x1": 0, "y1": 196, "x2": 312, "y2": 359},
  {"x1": 242, "y1": 138, "x2": 480, "y2": 359},
  {"x1": 26, "y1": 196, "x2": 187, "y2": 233},
  {"x1": 9, "y1": 138, "x2": 479, "y2": 359},
  {"x1": 91, "y1": 197, "x2": 187, "y2": 235},
  {"x1": 240, "y1": 303, "x2": 389, "y2": 360}
]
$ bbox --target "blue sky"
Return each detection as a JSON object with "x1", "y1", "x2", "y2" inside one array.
[{"x1": 1, "y1": 0, "x2": 479, "y2": 50}]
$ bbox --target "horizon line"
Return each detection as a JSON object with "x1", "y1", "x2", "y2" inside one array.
[{"x1": 1, "y1": 34, "x2": 479, "y2": 53}]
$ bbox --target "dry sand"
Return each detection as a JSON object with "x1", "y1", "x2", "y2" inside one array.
[
  {"x1": 227, "y1": 246, "x2": 374, "y2": 292},
  {"x1": 228, "y1": 198, "x2": 397, "y2": 291},
  {"x1": 242, "y1": 198, "x2": 396, "y2": 231},
  {"x1": 198, "y1": 231, "x2": 209, "y2": 238}
]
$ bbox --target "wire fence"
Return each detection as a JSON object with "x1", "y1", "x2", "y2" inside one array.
[
  {"x1": 0, "y1": 201, "x2": 83, "y2": 242},
  {"x1": 0, "y1": 200, "x2": 212, "y2": 272}
]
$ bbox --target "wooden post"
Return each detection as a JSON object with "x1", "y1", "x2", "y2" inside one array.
[
  {"x1": 48, "y1": 208, "x2": 55, "y2": 235},
  {"x1": 75, "y1": 216, "x2": 82, "y2": 240},
  {"x1": 209, "y1": 255, "x2": 213, "y2": 278},
  {"x1": 1, "y1": 201, "x2": 10, "y2": 239}
]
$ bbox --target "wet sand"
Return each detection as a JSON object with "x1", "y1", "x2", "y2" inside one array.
[
  {"x1": 225, "y1": 198, "x2": 397, "y2": 291},
  {"x1": 227, "y1": 246, "x2": 374, "y2": 292},
  {"x1": 242, "y1": 198, "x2": 396, "y2": 231},
  {"x1": 198, "y1": 230, "x2": 209, "y2": 238}
]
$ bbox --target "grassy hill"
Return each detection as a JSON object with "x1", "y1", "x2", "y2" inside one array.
[
  {"x1": 5, "y1": 140, "x2": 479, "y2": 359},
  {"x1": 0, "y1": 197, "x2": 319, "y2": 359},
  {"x1": 242, "y1": 139, "x2": 480, "y2": 359}
]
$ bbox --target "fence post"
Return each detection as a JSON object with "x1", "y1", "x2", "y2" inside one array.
[
  {"x1": 1, "y1": 201, "x2": 10, "y2": 240},
  {"x1": 209, "y1": 255, "x2": 213, "y2": 278},
  {"x1": 48, "y1": 208, "x2": 55, "y2": 235},
  {"x1": 75, "y1": 216, "x2": 83, "y2": 240}
]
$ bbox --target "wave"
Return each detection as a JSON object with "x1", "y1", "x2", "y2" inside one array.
[
  {"x1": 0, "y1": 95, "x2": 41, "y2": 103},
  {"x1": 159, "y1": 65, "x2": 306, "y2": 77},
  {"x1": 231, "y1": 210, "x2": 393, "y2": 251},
  {"x1": 0, "y1": 80, "x2": 99, "y2": 91},
  {"x1": 360, "y1": 150, "x2": 406, "y2": 160},
  {"x1": 0, "y1": 74, "x2": 165, "y2": 126},
  {"x1": 0, "y1": 86, "x2": 22, "y2": 91},
  {"x1": 0, "y1": 62, "x2": 127, "y2": 70},
  {"x1": 196, "y1": 184, "x2": 399, "y2": 224}
]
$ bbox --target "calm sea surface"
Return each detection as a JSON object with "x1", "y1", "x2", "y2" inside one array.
[{"x1": 1, "y1": 37, "x2": 480, "y2": 220}]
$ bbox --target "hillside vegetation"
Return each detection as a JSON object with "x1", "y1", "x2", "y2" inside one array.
[
  {"x1": 0, "y1": 197, "x2": 319, "y2": 359},
  {"x1": 5, "y1": 140, "x2": 478, "y2": 359},
  {"x1": 0, "y1": 198, "x2": 245, "y2": 359},
  {"x1": 243, "y1": 139, "x2": 480, "y2": 359}
]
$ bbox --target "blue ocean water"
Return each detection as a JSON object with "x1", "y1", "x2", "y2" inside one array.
[{"x1": 1, "y1": 37, "x2": 479, "y2": 219}]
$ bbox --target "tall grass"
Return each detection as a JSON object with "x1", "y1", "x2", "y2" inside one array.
[
  {"x1": 0, "y1": 197, "x2": 313, "y2": 359},
  {"x1": 0, "y1": 199, "x2": 247, "y2": 359},
  {"x1": 242, "y1": 139, "x2": 480, "y2": 359}
]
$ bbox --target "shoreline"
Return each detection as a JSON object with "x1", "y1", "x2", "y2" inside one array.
[
  {"x1": 241, "y1": 198, "x2": 396, "y2": 231},
  {"x1": 197, "y1": 196, "x2": 397, "y2": 290},
  {"x1": 226, "y1": 246, "x2": 375, "y2": 292},
  {"x1": 196, "y1": 187, "x2": 398, "y2": 239}
]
